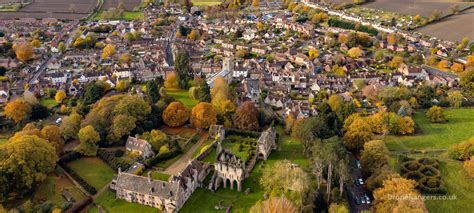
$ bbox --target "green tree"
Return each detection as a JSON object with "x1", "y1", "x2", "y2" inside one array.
[
  {"x1": 360, "y1": 140, "x2": 390, "y2": 176},
  {"x1": 77, "y1": 125, "x2": 100, "y2": 156},
  {"x1": 60, "y1": 112, "x2": 82, "y2": 140},
  {"x1": 198, "y1": 77, "x2": 211, "y2": 102},
  {"x1": 83, "y1": 82, "x2": 104, "y2": 105},
  {"x1": 109, "y1": 115, "x2": 137, "y2": 142},
  {"x1": 260, "y1": 160, "x2": 310, "y2": 206},
  {"x1": 174, "y1": 50, "x2": 192, "y2": 89},
  {"x1": 447, "y1": 90, "x2": 464, "y2": 108},
  {"x1": 0, "y1": 135, "x2": 57, "y2": 200},
  {"x1": 146, "y1": 79, "x2": 161, "y2": 103}
]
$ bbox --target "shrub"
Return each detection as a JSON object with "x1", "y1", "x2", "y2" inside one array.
[
  {"x1": 402, "y1": 171, "x2": 424, "y2": 181},
  {"x1": 114, "y1": 149, "x2": 124, "y2": 157},
  {"x1": 418, "y1": 177, "x2": 446, "y2": 194},
  {"x1": 401, "y1": 161, "x2": 421, "y2": 173},
  {"x1": 97, "y1": 149, "x2": 131, "y2": 171},
  {"x1": 144, "y1": 146, "x2": 181, "y2": 167}
]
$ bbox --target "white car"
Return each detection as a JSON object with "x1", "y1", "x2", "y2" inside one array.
[{"x1": 55, "y1": 117, "x2": 62, "y2": 125}]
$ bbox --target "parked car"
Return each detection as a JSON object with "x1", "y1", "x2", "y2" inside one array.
[
  {"x1": 355, "y1": 160, "x2": 361, "y2": 168},
  {"x1": 355, "y1": 196, "x2": 361, "y2": 205},
  {"x1": 55, "y1": 117, "x2": 62, "y2": 125},
  {"x1": 357, "y1": 178, "x2": 364, "y2": 185},
  {"x1": 364, "y1": 194, "x2": 371, "y2": 204}
]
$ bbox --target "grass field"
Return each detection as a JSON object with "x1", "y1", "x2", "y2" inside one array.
[
  {"x1": 40, "y1": 98, "x2": 58, "y2": 110},
  {"x1": 192, "y1": 139, "x2": 214, "y2": 158},
  {"x1": 89, "y1": 190, "x2": 156, "y2": 213},
  {"x1": 384, "y1": 107, "x2": 474, "y2": 213},
  {"x1": 68, "y1": 157, "x2": 115, "y2": 189},
  {"x1": 180, "y1": 126, "x2": 310, "y2": 212},
  {"x1": 166, "y1": 89, "x2": 199, "y2": 108},
  {"x1": 191, "y1": 0, "x2": 222, "y2": 6},
  {"x1": 91, "y1": 11, "x2": 144, "y2": 20},
  {"x1": 141, "y1": 169, "x2": 172, "y2": 181},
  {"x1": 33, "y1": 175, "x2": 85, "y2": 206},
  {"x1": 384, "y1": 107, "x2": 474, "y2": 151}
]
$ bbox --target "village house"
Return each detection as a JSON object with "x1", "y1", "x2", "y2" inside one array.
[{"x1": 125, "y1": 136, "x2": 155, "y2": 159}]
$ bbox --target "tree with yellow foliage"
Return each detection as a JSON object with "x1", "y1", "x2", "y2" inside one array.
[
  {"x1": 347, "y1": 47, "x2": 362, "y2": 58},
  {"x1": 31, "y1": 39, "x2": 41, "y2": 48},
  {"x1": 190, "y1": 102, "x2": 217, "y2": 129},
  {"x1": 119, "y1": 53, "x2": 131, "y2": 64},
  {"x1": 438, "y1": 60, "x2": 449, "y2": 69},
  {"x1": 101, "y1": 44, "x2": 116, "y2": 59},
  {"x1": 116, "y1": 80, "x2": 129, "y2": 91},
  {"x1": 4, "y1": 99, "x2": 31, "y2": 124},
  {"x1": 164, "y1": 72, "x2": 180, "y2": 89},
  {"x1": 343, "y1": 117, "x2": 372, "y2": 150},
  {"x1": 389, "y1": 56, "x2": 404, "y2": 68},
  {"x1": 451, "y1": 63, "x2": 464, "y2": 73},
  {"x1": 187, "y1": 29, "x2": 200, "y2": 40},
  {"x1": 15, "y1": 42, "x2": 34, "y2": 62},
  {"x1": 373, "y1": 177, "x2": 427, "y2": 212},
  {"x1": 250, "y1": 196, "x2": 297, "y2": 213},
  {"x1": 55, "y1": 90, "x2": 67, "y2": 103},
  {"x1": 309, "y1": 48, "x2": 319, "y2": 60},
  {"x1": 464, "y1": 157, "x2": 474, "y2": 178},
  {"x1": 163, "y1": 102, "x2": 190, "y2": 127},
  {"x1": 252, "y1": 0, "x2": 259, "y2": 7}
]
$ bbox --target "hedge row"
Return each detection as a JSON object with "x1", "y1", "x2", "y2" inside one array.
[
  {"x1": 144, "y1": 147, "x2": 182, "y2": 167},
  {"x1": 65, "y1": 196, "x2": 93, "y2": 213},
  {"x1": 59, "y1": 152, "x2": 97, "y2": 195},
  {"x1": 399, "y1": 157, "x2": 445, "y2": 194},
  {"x1": 226, "y1": 128, "x2": 261, "y2": 138},
  {"x1": 97, "y1": 149, "x2": 131, "y2": 171},
  {"x1": 328, "y1": 18, "x2": 379, "y2": 36}
]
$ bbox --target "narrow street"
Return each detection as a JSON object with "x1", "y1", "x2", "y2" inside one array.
[{"x1": 346, "y1": 153, "x2": 372, "y2": 213}]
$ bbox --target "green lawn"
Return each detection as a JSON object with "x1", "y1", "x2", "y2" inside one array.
[
  {"x1": 166, "y1": 89, "x2": 198, "y2": 108},
  {"x1": 384, "y1": 108, "x2": 474, "y2": 213},
  {"x1": 33, "y1": 175, "x2": 85, "y2": 206},
  {"x1": 384, "y1": 108, "x2": 474, "y2": 151},
  {"x1": 89, "y1": 189, "x2": 156, "y2": 213},
  {"x1": 180, "y1": 126, "x2": 310, "y2": 212},
  {"x1": 40, "y1": 98, "x2": 58, "y2": 110},
  {"x1": 91, "y1": 11, "x2": 144, "y2": 20},
  {"x1": 0, "y1": 138, "x2": 7, "y2": 145},
  {"x1": 192, "y1": 139, "x2": 215, "y2": 158},
  {"x1": 424, "y1": 159, "x2": 474, "y2": 213},
  {"x1": 67, "y1": 157, "x2": 115, "y2": 189},
  {"x1": 191, "y1": 0, "x2": 222, "y2": 6},
  {"x1": 142, "y1": 171, "x2": 171, "y2": 181}
]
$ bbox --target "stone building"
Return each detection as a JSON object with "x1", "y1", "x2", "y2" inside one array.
[
  {"x1": 111, "y1": 160, "x2": 208, "y2": 213},
  {"x1": 213, "y1": 146, "x2": 246, "y2": 191},
  {"x1": 256, "y1": 127, "x2": 277, "y2": 160},
  {"x1": 125, "y1": 136, "x2": 155, "y2": 159}
]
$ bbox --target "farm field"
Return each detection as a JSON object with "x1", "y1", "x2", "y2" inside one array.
[
  {"x1": 363, "y1": 0, "x2": 474, "y2": 17},
  {"x1": 0, "y1": 0, "x2": 142, "y2": 19},
  {"x1": 417, "y1": 8, "x2": 474, "y2": 41},
  {"x1": 91, "y1": 10, "x2": 144, "y2": 20},
  {"x1": 67, "y1": 157, "x2": 115, "y2": 189},
  {"x1": 385, "y1": 107, "x2": 474, "y2": 213},
  {"x1": 180, "y1": 126, "x2": 310, "y2": 212}
]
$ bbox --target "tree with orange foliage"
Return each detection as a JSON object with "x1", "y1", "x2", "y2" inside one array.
[
  {"x1": 250, "y1": 196, "x2": 297, "y2": 213},
  {"x1": 4, "y1": 99, "x2": 31, "y2": 124},
  {"x1": 163, "y1": 102, "x2": 190, "y2": 127},
  {"x1": 15, "y1": 42, "x2": 34, "y2": 62},
  {"x1": 451, "y1": 63, "x2": 464, "y2": 73},
  {"x1": 190, "y1": 102, "x2": 217, "y2": 129}
]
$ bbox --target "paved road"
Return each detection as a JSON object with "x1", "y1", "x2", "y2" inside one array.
[
  {"x1": 346, "y1": 153, "x2": 372, "y2": 213},
  {"x1": 163, "y1": 131, "x2": 209, "y2": 175}
]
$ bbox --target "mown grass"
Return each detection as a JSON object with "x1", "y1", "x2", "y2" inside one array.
[
  {"x1": 89, "y1": 190, "x2": 156, "y2": 213},
  {"x1": 384, "y1": 108, "x2": 474, "y2": 213},
  {"x1": 384, "y1": 108, "x2": 474, "y2": 151},
  {"x1": 191, "y1": 0, "x2": 222, "y2": 6},
  {"x1": 40, "y1": 98, "x2": 58, "y2": 110},
  {"x1": 180, "y1": 126, "x2": 310, "y2": 212},
  {"x1": 166, "y1": 89, "x2": 199, "y2": 108},
  {"x1": 67, "y1": 157, "x2": 115, "y2": 189}
]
